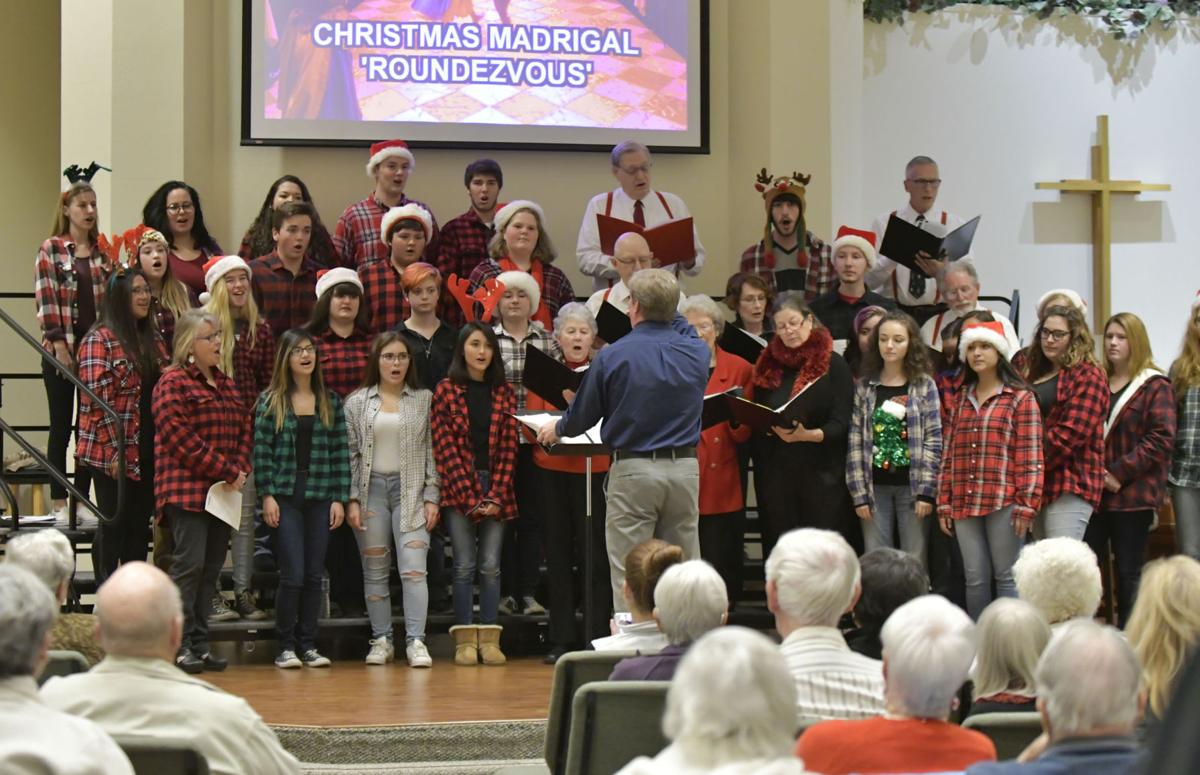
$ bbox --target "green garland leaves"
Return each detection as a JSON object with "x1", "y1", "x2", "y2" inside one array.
[{"x1": 864, "y1": 1, "x2": 1198, "y2": 39}]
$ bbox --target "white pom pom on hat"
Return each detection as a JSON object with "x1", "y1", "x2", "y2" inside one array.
[{"x1": 198, "y1": 255, "x2": 251, "y2": 306}]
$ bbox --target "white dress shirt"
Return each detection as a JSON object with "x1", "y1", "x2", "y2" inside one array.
[
  {"x1": 922, "y1": 302, "x2": 1021, "y2": 354},
  {"x1": 0, "y1": 676, "x2": 133, "y2": 775},
  {"x1": 778, "y1": 626, "x2": 886, "y2": 725},
  {"x1": 868, "y1": 202, "x2": 968, "y2": 306},
  {"x1": 591, "y1": 619, "x2": 669, "y2": 653},
  {"x1": 576, "y1": 187, "x2": 705, "y2": 292},
  {"x1": 585, "y1": 281, "x2": 688, "y2": 317}
]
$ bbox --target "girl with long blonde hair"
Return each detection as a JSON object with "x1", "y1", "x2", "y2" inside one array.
[
  {"x1": 1170, "y1": 295, "x2": 1200, "y2": 560},
  {"x1": 1126, "y1": 555, "x2": 1200, "y2": 720}
]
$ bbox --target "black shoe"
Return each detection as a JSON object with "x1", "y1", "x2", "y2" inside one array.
[
  {"x1": 544, "y1": 645, "x2": 569, "y2": 665},
  {"x1": 199, "y1": 652, "x2": 228, "y2": 672},
  {"x1": 252, "y1": 553, "x2": 277, "y2": 573},
  {"x1": 175, "y1": 649, "x2": 204, "y2": 674}
]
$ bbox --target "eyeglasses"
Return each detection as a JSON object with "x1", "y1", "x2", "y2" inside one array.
[
  {"x1": 741, "y1": 294, "x2": 767, "y2": 305},
  {"x1": 691, "y1": 319, "x2": 715, "y2": 333},
  {"x1": 131, "y1": 286, "x2": 152, "y2": 297},
  {"x1": 1040, "y1": 328, "x2": 1071, "y2": 342},
  {"x1": 614, "y1": 256, "x2": 655, "y2": 267},
  {"x1": 619, "y1": 163, "x2": 653, "y2": 176},
  {"x1": 380, "y1": 352, "x2": 411, "y2": 363},
  {"x1": 196, "y1": 332, "x2": 221, "y2": 344},
  {"x1": 291, "y1": 346, "x2": 316, "y2": 356},
  {"x1": 777, "y1": 315, "x2": 812, "y2": 332},
  {"x1": 907, "y1": 178, "x2": 941, "y2": 187},
  {"x1": 165, "y1": 202, "x2": 194, "y2": 213}
]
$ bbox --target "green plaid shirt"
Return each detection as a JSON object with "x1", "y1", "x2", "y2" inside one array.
[{"x1": 253, "y1": 391, "x2": 351, "y2": 503}]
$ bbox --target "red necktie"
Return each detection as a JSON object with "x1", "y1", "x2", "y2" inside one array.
[{"x1": 633, "y1": 199, "x2": 645, "y2": 227}]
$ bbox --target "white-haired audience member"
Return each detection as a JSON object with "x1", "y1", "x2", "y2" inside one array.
[
  {"x1": 616, "y1": 627, "x2": 812, "y2": 775},
  {"x1": 1013, "y1": 537, "x2": 1102, "y2": 635},
  {"x1": 5, "y1": 528, "x2": 104, "y2": 665},
  {"x1": 969, "y1": 598, "x2": 1051, "y2": 716},
  {"x1": 966, "y1": 620, "x2": 1145, "y2": 774},
  {"x1": 610, "y1": 560, "x2": 728, "y2": 681},
  {"x1": 845, "y1": 548, "x2": 929, "y2": 661},
  {"x1": 765, "y1": 528, "x2": 886, "y2": 723},
  {"x1": 798, "y1": 595, "x2": 997, "y2": 773},
  {"x1": 40, "y1": 562, "x2": 300, "y2": 775},
  {"x1": 0, "y1": 564, "x2": 133, "y2": 774}
]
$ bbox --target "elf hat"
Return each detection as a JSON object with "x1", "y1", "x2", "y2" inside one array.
[
  {"x1": 494, "y1": 200, "x2": 546, "y2": 235},
  {"x1": 365, "y1": 139, "x2": 416, "y2": 177},
  {"x1": 315, "y1": 267, "x2": 363, "y2": 300},
  {"x1": 199, "y1": 255, "x2": 251, "y2": 305},
  {"x1": 959, "y1": 320, "x2": 1014, "y2": 362},
  {"x1": 1036, "y1": 288, "x2": 1087, "y2": 319},
  {"x1": 495, "y1": 269, "x2": 540, "y2": 314},
  {"x1": 831, "y1": 225, "x2": 878, "y2": 268},
  {"x1": 380, "y1": 203, "x2": 433, "y2": 245}
]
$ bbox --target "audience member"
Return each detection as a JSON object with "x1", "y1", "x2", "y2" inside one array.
[
  {"x1": 249, "y1": 200, "x2": 321, "y2": 338},
  {"x1": 142, "y1": 181, "x2": 223, "y2": 295},
  {"x1": 969, "y1": 598, "x2": 1051, "y2": 716},
  {"x1": 591, "y1": 539, "x2": 681, "y2": 653},
  {"x1": 1125, "y1": 556, "x2": 1200, "y2": 732},
  {"x1": 845, "y1": 548, "x2": 928, "y2": 661},
  {"x1": 1013, "y1": 538, "x2": 1102, "y2": 634},
  {"x1": 738, "y1": 170, "x2": 832, "y2": 300},
  {"x1": 436, "y1": 159, "x2": 503, "y2": 327},
  {"x1": 810, "y1": 226, "x2": 895, "y2": 346},
  {"x1": 237, "y1": 174, "x2": 338, "y2": 267}
]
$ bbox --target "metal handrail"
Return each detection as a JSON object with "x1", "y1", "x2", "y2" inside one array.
[{"x1": 0, "y1": 303, "x2": 123, "y2": 529}]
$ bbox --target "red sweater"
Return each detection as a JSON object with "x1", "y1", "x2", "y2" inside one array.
[{"x1": 796, "y1": 716, "x2": 996, "y2": 774}]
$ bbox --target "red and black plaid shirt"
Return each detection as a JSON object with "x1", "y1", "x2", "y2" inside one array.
[
  {"x1": 333, "y1": 193, "x2": 439, "y2": 269},
  {"x1": 249, "y1": 252, "x2": 320, "y2": 338},
  {"x1": 738, "y1": 232, "x2": 834, "y2": 302},
  {"x1": 467, "y1": 259, "x2": 576, "y2": 330},
  {"x1": 936, "y1": 368, "x2": 966, "y2": 428},
  {"x1": 34, "y1": 236, "x2": 112, "y2": 350},
  {"x1": 431, "y1": 379, "x2": 519, "y2": 521},
  {"x1": 437, "y1": 208, "x2": 495, "y2": 327},
  {"x1": 360, "y1": 260, "x2": 411, "y2": 334},
  {"x1": 152, "y1": 363, "x2": 250, "y2": 514},
  {"x1": 1040, "y1": 362, "x2": 1107, "y2": 509},
  {"x1": 1103, "y1": 374, "x2": 1177, "y2": 513},
  {"x1": 315, "y1": 327, "x2": 372, "y2": 398},
  {"x1": 938, "y1": 384, "x2": 1045, "y2": 523},
  {"x1": 230, "y1": 321, "x2": 276, "y2": 418}
]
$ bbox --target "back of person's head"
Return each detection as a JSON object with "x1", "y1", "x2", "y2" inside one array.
[
  {"x1": 94, "y1": 562, "x2": 183, "y2": 659},
  {"x1": 0, "y1": 564, "x2": 57, "y2": 678},
  {"x1": 5, "y1": 529, "x2": 74, "y2": 595},
  {"x1": 854, "y1": 548, "x2": 928, "y2": 632},
  {"x1": 765, "y1": 528, "x2": 859, "y2": 628},
  {"x1": 624, "y1": 539, "x2": 684, "y2": 615},
  {"x1": 880, "y1": 595, "x2": 976, "y2": 719},
  {"x1": 1013, "y1": 538, "x2": 1102, "y2": 624},
  {"x1": 627, "y1": 268, "x2": 679, "y2": 322},
  {"x1": 971, "y1": 598, "x2": 1051, "y2": 700},
  {"x1": 1126, "y1": 555, "x2": 1200, "y2": 717},
  {"x1": 1036, "y1": 619, "x2": 1142, "y2": 739},
  {"x1": 663, "y1": 626, "x2": 798, "y2": 767},
  {"x1": 653, "y1": 560, "x2": 728, "y2": 645}
]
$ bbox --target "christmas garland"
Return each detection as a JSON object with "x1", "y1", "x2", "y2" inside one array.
[{"x1": 864, "y1": 1, "x2": 1199, "y2": 39}]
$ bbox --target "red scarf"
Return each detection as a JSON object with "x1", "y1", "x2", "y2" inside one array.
[
  {"x1": 751, "y1": 326, "x2": 833, "y2": 399},
  {"x1": 498, "y1": 256, "x2": 552, "y2": 330}
]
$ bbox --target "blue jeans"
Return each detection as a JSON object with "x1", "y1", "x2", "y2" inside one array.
[
  {"x1": 1036, "y1": 493, "x2": 1093, "y2": 541},
  {"x1": 1172, "y1": 486, "x2": 1200, "y2": 560},
  {"x1": 445, "y1": 471, "x2": 504, "y2": 625},
  {"x1": 861, "y1": 483, "x2": 930, "y2": 573},
  {"x1": 274, "y1": 475, "x2": 332, "y2": 653},
  {"x1": 955, "y1": 505, "x2": 1024, "y2": 619},
  {"x1": 355, "y1": 471, "x2": 430, "y2": 642}
]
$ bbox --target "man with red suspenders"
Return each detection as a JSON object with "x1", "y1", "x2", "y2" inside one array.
[
  {"x1": 920, "y1": 260, "x2": 1020, "y2": 354},
  {"x1": 585, "y1": 232, "x2": 685, "y2": 317},
  {"x1": 576, "y1": 140, "x2": 705, "y2": 293},
  {"x1": 867, "y1": 155, "x2": 970, "y2": 323}
]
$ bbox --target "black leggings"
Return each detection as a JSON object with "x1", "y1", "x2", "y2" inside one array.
[
  {"x1": 90, "y1": 468, "x2": 154, "y2": 584},
  {"x1": 43, "y1": 361, "x2": 90, "y2": 501},
  {"x1": 1084, "y1": 509, "x2": 1153, "y2": 629}
]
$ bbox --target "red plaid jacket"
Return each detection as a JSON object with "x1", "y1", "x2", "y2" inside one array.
[
  {"x1": 467, "y1": 259, "x2": 576, "y2": 329},
  {"x1": 360, "y1": 260, "x2": 411, "y2": 334},
  {"x1": 1102, "y1": 372, "x2": 1177, "y2": 513},
  {"x1": 76, "y1": 327, "x2": 167, "y2": 481},
  {"x1": 333, "y1": 193, "x2": 439, "y2": 269},
  {"x1": 431, "y1": 379, "x2": 518, "y2": 521},
  {"x1": 152, "y1": 363, "x2": 250, "y2": 514},
  {"x1": 34, "y1": 236, "x2": 112, "y2": 350},
  {"x1": 938, "y1": 384, "x2": 1045, "y2": 523},
  {"x1": 249, "y1": 252, "x2": 320, "y2": 338},
  {"x1": 1040, "y1": 362, "x2": 1107, "y2": 509},
  {"x1": 230, "y1": 321, "x2": 276, "y2": 418},
  {"x1": 437, "y1": 209, "x2": 495, "y2": 327},
  {"x1": 738, "y1": 232, "x2": 834, "y2": 302},
  {"x1": 316, "y1": 327, "x2": 372, "y2": 398}
]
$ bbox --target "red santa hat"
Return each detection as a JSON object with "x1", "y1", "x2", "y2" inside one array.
[
  {"x1": 959, "y1": 320, "x2": 1014, "y2": 361},
  {"x1": 314, "y1": 267, "x2": 363, "y2": 300},
  {"x1": 380, "y1": 203, "x2": 433, "y2": 245},
  {"x1": 365, "y1": 139, "x2": 416, "y2": 177},
  {"x1": 199, "y1": 255, "x2": 251, "y2": 305},
  {"x1": 1036, "y1": 288, "x2": 1087, "y2": 319},
  {"x1": 831, "y1": 225, "x2": 878, "y2": 268},
  {"x1": 494, "y1": 269, "x2": 541, "y2": 314}
]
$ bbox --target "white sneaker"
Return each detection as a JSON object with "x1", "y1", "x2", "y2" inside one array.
[
  {"x1": 50, "y1": 504, "x2": 70, "y2": 526},
  {"x1": 365, "y1": 637, "x2": 394, "y2": 665},
  {"x1": 275, "y1": 650, "x2": 302, "y2": 669},
  {"x1": 74, "y1": 503, "x2": 100, "y2": 527},
  {"x1": 406, "y1": 639, "x2": 432, "y2": 668},
  {"x1": 521, "y1": 596, "x2": 546, "y2": 615}
]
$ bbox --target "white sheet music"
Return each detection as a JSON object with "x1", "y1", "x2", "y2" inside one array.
[{"x1": 515, "y1": 413, "x2": 603, "y2": 445}]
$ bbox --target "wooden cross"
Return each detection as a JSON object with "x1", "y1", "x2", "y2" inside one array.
[{"x1": 1035, "y1": 115, "x2": 1169, "y2": 326}]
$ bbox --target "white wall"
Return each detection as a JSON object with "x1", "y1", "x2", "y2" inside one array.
[{"x1": 862, "y1": 7, "x2": 1196, "y2": 361}]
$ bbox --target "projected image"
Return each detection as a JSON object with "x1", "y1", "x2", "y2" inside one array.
[{"x1": 261, "y1": 0, "x2": 690, "y2": 134}]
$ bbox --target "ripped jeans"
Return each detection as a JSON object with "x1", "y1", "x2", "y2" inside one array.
[{"x1": 355, "y1": 472, "x2": 430, "y2": 643}]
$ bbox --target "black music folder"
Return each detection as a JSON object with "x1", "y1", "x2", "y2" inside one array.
[
  {"x1": 878, "y1": 214, "x2": 981, "y2": 276},
  {"x1": 596, "y1": 300, "x2": 633, "y2": 344},
  {"x1": 523, "y1": 344, "x2": 584, "y2": 411}
]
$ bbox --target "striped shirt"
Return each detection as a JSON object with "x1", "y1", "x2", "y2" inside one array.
[{"x1": 778, "y1": 627, "x2": 886, "y2": 725}]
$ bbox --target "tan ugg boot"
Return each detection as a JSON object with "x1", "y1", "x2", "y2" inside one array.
[
  {"x1": 449, "y1": 625, "x2": 479, "y2": 666},
  {"x1": 477, "y1": 625, "x2": 507, "y2": 665}
]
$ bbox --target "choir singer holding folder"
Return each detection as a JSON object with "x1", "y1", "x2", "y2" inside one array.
[{"x1": 537, "y1": 269, "x2": 709, "y2": 611}]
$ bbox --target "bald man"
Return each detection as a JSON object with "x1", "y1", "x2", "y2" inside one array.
[
  {"x1": 585, "y1": 232, "x2": 686, "y2": 317},
  {"x1": 40, "y1": 563, "x2": 299, "y2": 775}
]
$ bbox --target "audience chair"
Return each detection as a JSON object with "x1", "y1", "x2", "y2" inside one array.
[
  {"x1": 111, "y1": 735, "x2": 210, "y2": 775},
  {"x1": 961, "y1": 711, "x2": 1043, "y2": 760},
  {"x1": 564, "y1": 681, "x2": 670, "y2": 775},
  {"x1": 37, "y1": 649, "x2": 89, "y2": 685},
  {"x1": 541, "y1": 650, "x2": 637, "y2": 774}
]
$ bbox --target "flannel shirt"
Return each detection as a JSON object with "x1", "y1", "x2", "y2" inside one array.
[
  {"x1": 493, "y1": 321, "x2": 562, "y2": 412},
  {"x1": 34, "y1": 237, "x2": 112, "y2": 350},
  {"x1": 1040, "y1": 362, "x2": 1107, "y2": 509},
  {"x1": 847, "y1": 375, "x2": 943, "y2": 509},
  {"x1": 315, "y1": 328, "x2": 372, "y2": 397},
  {"x1": 249, "y1": 252, "x2": 320, "y2": 338},
  {"x1": 252, "y1": 391, "x2": 351, "y2": 503},
  {"x1": 238, "y1": 226, "x2": 341, "y2": 268},
  {"x1": 738, "y1": 232, "x2": 834, "y2": 302},
  {"x1": 1172, "y1": 385, "x2": 1200, "y2": 487},
  {"x1": 360, "y1": 260, "x2": 410, "y2": 334},
  {"x1": 467, "y1": 259, "x2": 576, "y2": 330},
  {"x1": 149, "y1": 286, "x2": 199, "y2": 351},
  {"x1": 1102, "y1": 373, "x2": 1176, "y2": 512},
  {"x1": 938, "y1": 384, "x2": 1044, "y2": 523},
  {"x1": 77, "y1": 327, "x2": 165, "y2": 481},
  {"x1": 431, "y1": 378, "x2": 518, "y2": 521},
  {"x1": 333, "y1": 193, "x2": 438, "y2": 269},
  {"x1": 437, "y1": 209, "x2": 495, "y2": 327},
  {"x1": 230, "y1": 321, "x2": 276, "y2": 418},
  {"x1": 152, "y1": 364, "x2": 250, "y2": 514},
  {"x1": 936, "y1": 368, "x2": 966, "y2": 428}
]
